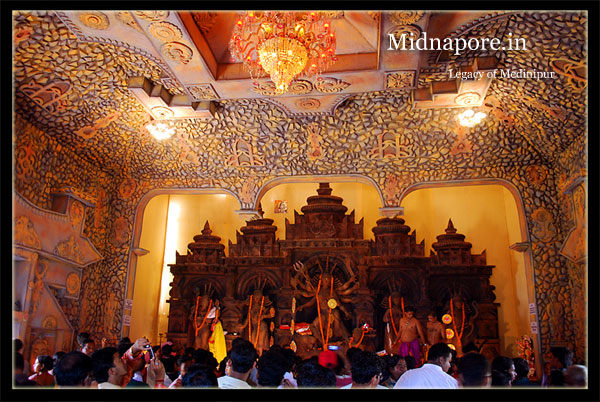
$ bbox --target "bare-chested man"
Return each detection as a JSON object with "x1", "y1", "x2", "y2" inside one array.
[
  {"x1": 426, "y1": 311, "x2": 446, "y2": 353},
  {"x1": 394, "y1": 306, "x2": 426, "y2": 365}
]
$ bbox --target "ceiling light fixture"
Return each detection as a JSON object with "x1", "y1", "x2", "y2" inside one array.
[
  {"x1": 457, "y1": 109, "x2": 487, "y2": 127},
  {"x1": 146, "y1": 120, "x2": 175, "y2": 140},
  {"x1": 229, "y1": 11, "x2": 337, "y2": 94}
]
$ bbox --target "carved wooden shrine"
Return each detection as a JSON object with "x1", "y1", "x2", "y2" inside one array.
[{"x1": 166, "y1": 183, "x2": 500, "y2": 360}]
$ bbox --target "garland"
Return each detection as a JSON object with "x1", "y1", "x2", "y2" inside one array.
[
  {"x1": 194, "y1": 297, "x2": 212, "y2": 336},
  {"x1": 450, "y1": 298, "x2": 465, "y2": 349}
]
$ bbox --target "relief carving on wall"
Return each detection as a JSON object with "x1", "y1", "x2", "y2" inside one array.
[
  {"x1": 225, "y1": 140, "x2": 264, "y2": 167},
  {"x1": 42, "y1": 315, "x2": 57, "y2": 329},
  {"x1": 134, "y1": 11, "x2": 169, "y2": 22},
  {"x1": 148, "y1": 21, "x2": 183, "y2": 43},
  {"x1": 161, "y1": 42, "x2": 193, "y2": 65},
  {"x1": 75, "y1": 111, "x2": 121, "y2": 140},
  {"x1": 560, "y1": 183, "x2": 586, "y2": 263},
  {"x1": 111, "y1": 216, "x2": 130, "y2": 246},
  {"x1": 21, "y1": 80, "x2": 71, "y2": 115},
  {"x1": 314, "y1": 77, "x2": 350, "y2": 93},
  {"x1": 530, "y1": 207, "x2": 557, "y2": 243},
  {"x1": 14, "y1": 216, "x2": 41, "y2": 249},
  {"x1": 240, "y1": 175, "x2": 261, "y2": 206},
  {"x1": 383, "y1": 173, "x2": 405, "y2": 206},
  {"x1": 525, "y1": 165, "x2": 547, "y2": 186},
  {"x1": 450, "y1": 126, "x2": 473, "y2": 155},
  {"x1": 306, "y1": 123, "x2": 324, "y2": 160},
  {"x1": 53, "y1": 235, "x2": 83, "y2": 264},
  {"x1": 14, "y1": 25, "x2": 32, "y2": 43},
  {"x1": 550, "y1": 58, "x2": 587, "y2": 91},
  {"x1": 389, "y1": 11, "x2": 425, "y2": 26},
  {"x1": 65, "y1": 272, "x2": 81, "y2": 297},
  {"x1": 116, "y1": 11, "x2": 142, "y2": 32},
  {"x1": 15, "y1": 141, "x2": 36, "y2": 181},
  {"x1": 118, "y1": 178, "x2": 137, "y2": 200},
  {"x1": 78, "y1": 12, "x2": 110, "y2": 30},
  {"x1": 369, "y1": 132, "x2": 411, "y2": 159},
  {"x1": 385, "y1": 71, "x2": 415, "y2": 90},
  {"x1": 28, "y1": 259, "x2": 47, "y2": 314},
  {"x1": 69, "y1": 200, "x2": 85, "y2": 228}
]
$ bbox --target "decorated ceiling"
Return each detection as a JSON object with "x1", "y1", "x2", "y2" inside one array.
[{"x1": 13, "y1": 10, "x2": 587, "y2": 199}]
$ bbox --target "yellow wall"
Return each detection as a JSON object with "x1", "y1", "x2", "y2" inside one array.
[
  {"x1": 401, "y1": 184, "x2": 530, "y2": 357},
  {"x1": 130, "y1": 194, "x2": 169, "y2": 343}
]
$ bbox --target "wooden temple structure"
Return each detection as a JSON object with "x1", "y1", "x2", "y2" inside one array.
[{"x1": 166, "y1": 183, "x2": 500, "y2": 360}]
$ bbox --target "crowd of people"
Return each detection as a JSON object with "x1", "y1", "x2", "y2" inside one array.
[{"x1": 13, "y1": 334, "x2": 587, "y2": 389}]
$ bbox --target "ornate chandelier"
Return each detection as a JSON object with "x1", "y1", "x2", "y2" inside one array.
[{"x1": 229, "y1": 11, "x2": 337, "y2": 94}]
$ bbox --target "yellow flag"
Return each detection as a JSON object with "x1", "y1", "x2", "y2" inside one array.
[{"x1": 208, "y1": 321, "x2": 227, "y2": 364}]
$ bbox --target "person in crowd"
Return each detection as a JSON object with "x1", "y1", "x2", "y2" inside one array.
[
  {"x1": 184, "y1": 346, "x2": 196, "y2": 360},
  {"x1": 404, "y1": 354, "x2": 417, "y2": 371},
  {"x1": 462, "y1": 341, "x2": 479, "y2": 354},
  {"x1": 91, "y1": 347, "x2": 129, "y2": 388},
  {"x1": 169, "y1": 355, "x2": 193, "y2": 388},
  {"x1": 76, "y1": 332, "x2": 95, "y2": 356},
  {"x1": 341, "y1": 350, "x2": 387, "y2": 389},
  {"x1": 53, "y1": 351, "x2": 93, "y2": 387},
  {"x1": 181, "y1": 363, "x2": 218, "y2": 387},
  {"x1": 296, "y1": 360, "x2": 336, "y2": 387},
  {"x1": 447, "y1": 348, "x2": 459, "y2": 379},
  {"x1": 546, "y1": 346, "x2": 573, "y2": 386},
  {"x1": 549, "y1": 368, "x2": 565, "y2": 386},
  {"x1": 117, "y1": 340, "x2": 133, "y2": 358},
  {"x1": 217, "y1": 355, "x2": 229, "y2": 377},
  {"x1": 14, "y1": 352, "x2": 38, "y2": 386},
  {"x1": 50, "y1": 351, "x2": 66, "y2": 376},
  {"x1": 256, "y1": 348, "x2": 288, "y2": 387},
  {"x1": 564, "y1": 364, "x2": 587, "y2": 387},
  {"x1": 161, "y1": 343, "x2": 177, "y2": 381},
  {"x1": 456, "y1": 352, "x2": 491, "y2": 387},
  {"x1": 491, "y1": 356, "x2": 516, "y2": 385},
  {"x1": 28, "y1": 354, "x2": 55, "y2": 386},
  {"x1": 550, "y1": 346, "x2": 573, "y2": 371},
  {"x1": 217, "y1": 338, "x2": 257, "y2": 389},
  {"x1": 491, "y1": 369, "x2": 512, "y2": 386},
  {"x1": 279, "y1": 347, "x2": 297, "y2": 388},
  {"x1": 81, "y1": 338, "x2": 95, "y2": 357},
  {"x1": 14, "y1": 339, "x2": 24, "y2": 354},
  {"x1": 125, "y1": 351, "x2": 150, "y2": 388},
  {"x1": 382, "y1": 355, "x2": 407, "y2": 388},
  {"x1": 512, "y1": 357, "x2": 534, "y2": 386},
  {"x1": 394, "y1": 342, "x2": 458, "y2": 389},
  {"x1": 318, "y1": 349, "x2": 338, "y2": 371},
  {"x1": 333, "y1": 352, "x2": 352, "y2": 387},
  {"x1": 396, "y1": 306, "x2": 426, "y2": 365}
]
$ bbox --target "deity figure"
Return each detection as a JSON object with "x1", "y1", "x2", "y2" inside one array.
[
  {"x1": 291, "y1": 261, "x2": 358, "y2": 347},
  {"x1": 189, "y1": 286, "x2": 219, "y2": 350},
  {"x1": 382, "y1": 291, "x2": 404, "y2": 354},
  {"x1": 238, "y1": 288, "x2": 274, "y2": 354}
]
